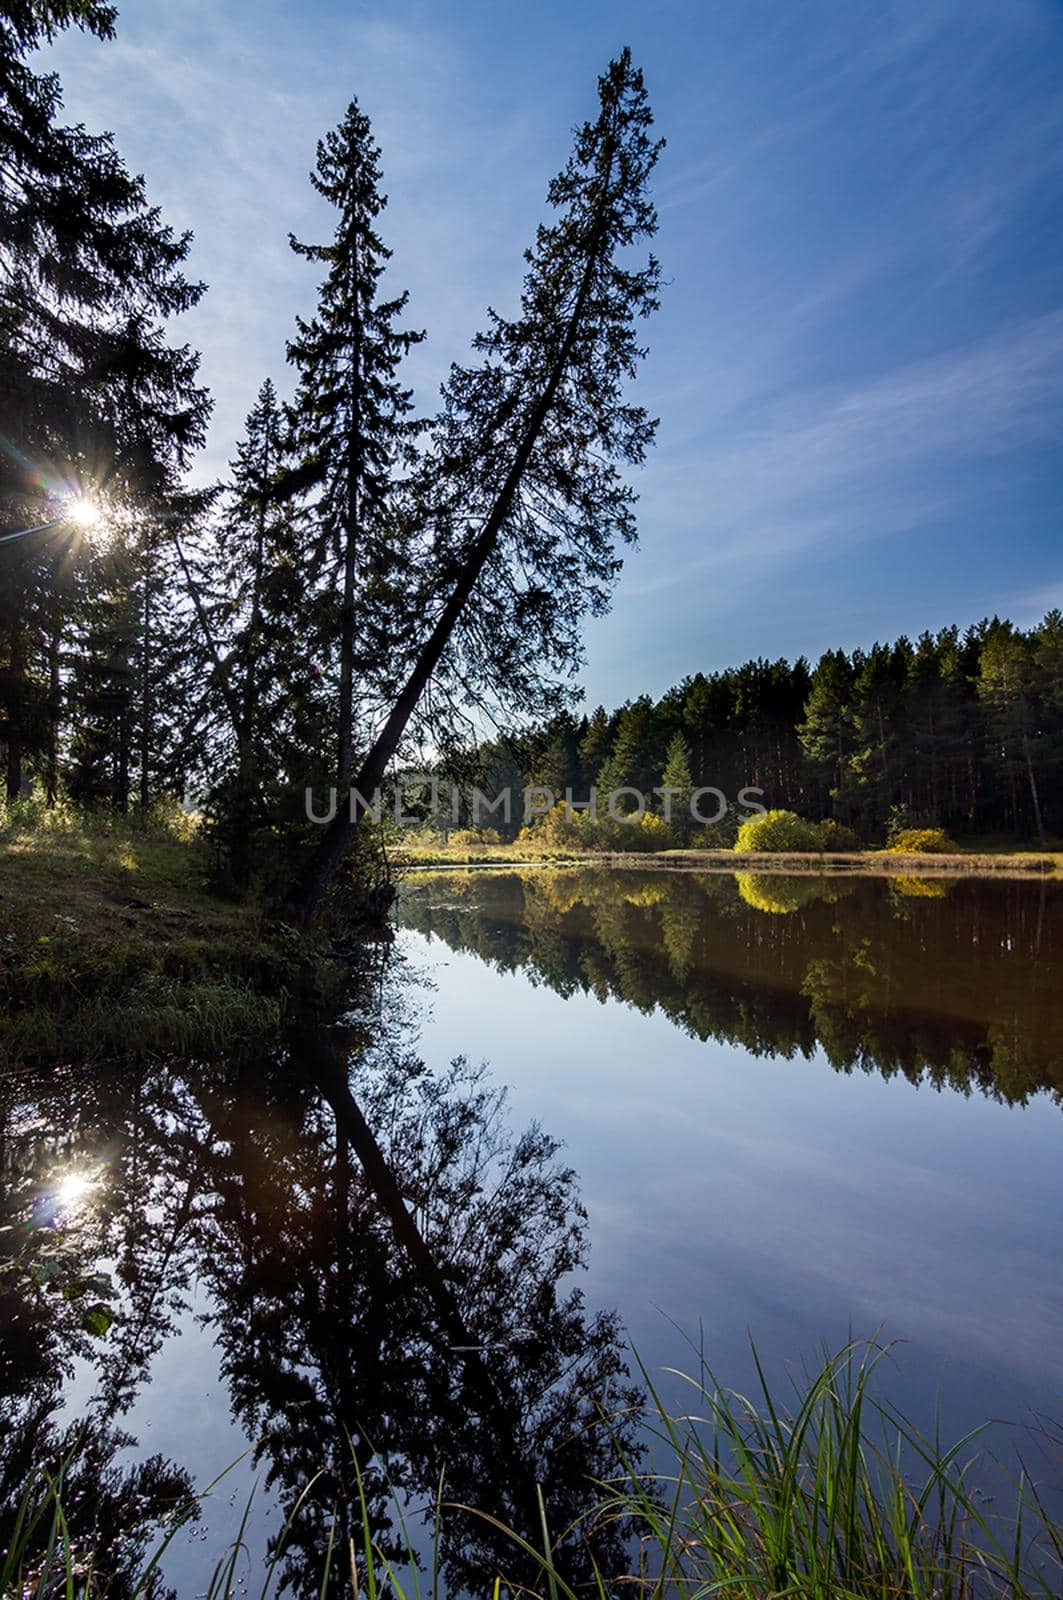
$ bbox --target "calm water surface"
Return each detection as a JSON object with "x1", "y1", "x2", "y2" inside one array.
[{"x1": 1, "y1": 867, "x2": 1060, "y2": 1590}]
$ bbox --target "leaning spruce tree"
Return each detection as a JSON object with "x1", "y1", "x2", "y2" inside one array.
[
  {"x1": 292, "y1": 49, "x2": 662, "y2": 929},
  {"x1": 287, "y1": 101, "x2": 424, "y2": 792}
]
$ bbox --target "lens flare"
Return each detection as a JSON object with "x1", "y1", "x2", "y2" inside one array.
[
  {"x1": 66, "y1": 496, "x2": 102, "y2": 533},
  {"x1": 53, "y1": 1169, "x2": 98, "y2": 1208}
]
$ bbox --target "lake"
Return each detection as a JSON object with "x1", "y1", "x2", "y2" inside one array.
[{"x1": 2, "y1": 867, "x2": 1061, "y2": 1591}]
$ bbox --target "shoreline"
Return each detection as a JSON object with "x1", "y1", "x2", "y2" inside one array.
[{"x1": 400, "y1": 845, "x2": 1060, "y2": 879}]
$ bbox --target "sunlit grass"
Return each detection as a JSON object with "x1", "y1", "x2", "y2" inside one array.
[{"x1": 0, "y1": 793, "x2": 300, "y2": 1066}]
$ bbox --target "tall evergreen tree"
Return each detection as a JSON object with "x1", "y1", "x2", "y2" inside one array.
[
  {"x1": 287, "y1": 101, "x2": 423, "y2": 790},
  {"x1": 799, "y1": 650, "x2": 856, "y2": 818},
  {"x1": 657, "y1": 729, "x2": 694, "y2": 839},
  {"x1": 978, "y1": 620, "x2": 1045, "y2": 845},
  {"x1": 578, "y1": 705, "x2": 613, "y2": 793},
  {"x1": 293, "y1": 50, "x2": 663, "y2": 928},
  {"x1": 0, "y1": 0, "x2": 209, "y2": 798},
  {"x1": 596, "y1": 696, "x2": 662, "y2": 806}
]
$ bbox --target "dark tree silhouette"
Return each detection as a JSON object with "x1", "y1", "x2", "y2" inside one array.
[{"x1": 291, "y1": 49, "x2": 663, "y2": 928}]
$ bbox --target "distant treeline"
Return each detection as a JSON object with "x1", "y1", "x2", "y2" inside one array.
[{"x1": 458, "y1": 614, "x2": 1063, "y2": 844}]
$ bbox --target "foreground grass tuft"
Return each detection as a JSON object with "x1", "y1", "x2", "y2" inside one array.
[{"x1": 6, "y1": 1345, "x2": 1060, "y2": 1598}]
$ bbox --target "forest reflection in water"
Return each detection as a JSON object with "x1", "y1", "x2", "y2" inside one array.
[
  {"x1": 0, "y1": 957, "x2": 637, "y2": 1597},
  {"x1": 397, "y1": 867, "x2": 1063, "y2": 1106}
]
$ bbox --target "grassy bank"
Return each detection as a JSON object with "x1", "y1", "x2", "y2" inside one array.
[
  {"x1": 7, "y1": 1344, "x2": 1061, "y2": 1598},
  {"x1": 401, "y1": 838, "x2": 1060, "y2": 877},
  {"x1": 0, "y1": 798, "x2": 309, "y2": 1066}
]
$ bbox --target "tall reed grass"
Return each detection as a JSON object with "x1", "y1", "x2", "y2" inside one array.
[{"x1": 4, "y1": 1344, "x2": 1060, "y2": 1598}]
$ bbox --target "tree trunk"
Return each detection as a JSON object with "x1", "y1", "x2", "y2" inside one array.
[
  {"x1": 46, "y1": 619, "x2": 60, "y2": 807},
  {"x1": 291, "y1": 206, "x2": 609, "y2": 932},
  {"x1": 315, "y1": 1059, "x2": 538, "y2": 1525},
  {"x1": 139, "y1": 566, "x2": 151, "y2": 809},
  {"x1": 231, "y1": 454, "x2": 269, "y2": 889},
  {"x1": 5, "y1": 629, "x2": 23, "y2": 801},
  {"x1": 1023, "y1": 735, "x2": 1046, "y2": 848},
  {"x1": 338, "y1": 236, "x2": 363, "y2": 793},
  {"x1": 337, "y1": 504, "x2": 357, "y2": 791},
  {"x1": 116, "y1": 704, "x2": 129, "y2": 813}
]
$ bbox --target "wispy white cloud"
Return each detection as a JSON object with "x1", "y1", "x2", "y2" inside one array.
[{"x1": 628, "y1": 310, "x2": 1063, "y2": 597}]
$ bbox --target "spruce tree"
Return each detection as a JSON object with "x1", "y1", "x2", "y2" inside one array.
[
  {"x1": 293, "y1": 51, "x2": 662, "y2": 927},
  {"x1": 0, "y1": 0, "x2": 209, "y2": 799},
  {"x1": 657, "y1": 729, "x2": 695, "y2": 839},
  {"x1": 978, "y1": 621, "x2": 1045, "y2": 845},
  {"x1": 799, "y1": 650, "x2": 856, "y2": 818},
  {"x1": 287, "y1": 101, "x2": 423, "y2": 790}
]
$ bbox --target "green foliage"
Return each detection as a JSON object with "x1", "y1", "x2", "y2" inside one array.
[
  {"x1": 448, "y1": 827, "x2": 502, "y2": 847},
  {"x1": 886, "y1": 826, "x2": 956, "y2": 854},
  {"x1": 603, "y1": 1341, "x2": 1062, "y2": 1600},
  {"x1": 816, "y1": 817, "x2": 860, "y2": 851},
  {"x1": 519, "y1": 802, "x2": 677, "y2": 855},
  {"x1": 463, "y1": 610, "x2": 1063, "y2": 862},
  {"x1": 656, "y1": 729, "x2": 695, "y2": 841},
  {"x1": 0, "y1": 798, "x2": 315, "y2": 1067},
  {"x1": 735, "y1": 808, "x2": 824, "y2": 852}
]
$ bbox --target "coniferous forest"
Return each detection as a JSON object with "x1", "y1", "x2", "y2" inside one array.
[
  {"x1": 469, "y1": 614, "x2": 1063, "y2": 847},
  {"x1": 5, "y1": 2, "x2": 1060, "y2": 922},
  {"x1": 1, "y1": 7, "x2": 670, "y2": 924}
]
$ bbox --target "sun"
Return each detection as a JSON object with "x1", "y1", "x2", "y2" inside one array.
[
  {"x1": 53, "y1": 1169, "x2": 98, "y2": 1208},
  {"x1": 66, "y1": 496, "x2": 103, "y2": 534}
]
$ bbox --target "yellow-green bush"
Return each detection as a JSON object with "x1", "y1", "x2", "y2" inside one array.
[
  {"x1": 521, "y1": 804, "x2": 676, "y2": 854},
  {"x1": 626, "y1": 811, "x2": 678, "y2": 851},
  {"x1": 887, "y1": 827, "x2": 956, "y2": 854},
  {"x1": 734, "y1": 809, "x2": 823, "y2": 852},
  {"x1": 517, "y1": 803, "x2": 584, "y2": 853},
  {"x1": 447, "y1": 827, "x2": 502, "y2": 847}
]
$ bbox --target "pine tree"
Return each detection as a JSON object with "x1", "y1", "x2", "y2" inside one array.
[
  {"x1": 978, "y1": 621, "x2": 1045, "y2": 845},
  {"x1": 799, "y1": 650, "x2": 856, "y2": 818},
  {"x1": 657, "y1": 729, "x2": 694, "y2": 840},
  {"x1": 287, "y1": 101, "x2": 423, "y2": 791},
  {"x1": 596, "y1": 696, "x2": 662, "y2": 810},
  {"x1": 848, "y1": 641, "x2": 908, "y2": 831},
  {"x1": 292, "y1": 50, "x2": 663, "y2": 928},
  {"x1": 0, "y1": 0, "x2": 209, "y2": 799},
  {"x1": 578, "y1": 706, "x2": 613, "y2": 794}
]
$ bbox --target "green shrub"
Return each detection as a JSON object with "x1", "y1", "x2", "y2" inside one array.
[
  {"x1": 887, "y1": 827, "x2": 956, "y2": 854},
  {"x1": 448, "y1": 827, "x2": 502, "y2": 847},
  {"x1": 625, "y1": 811, "x2": 677, "y2": 851},
  {"x1": 518, "y1": 803, "x2": 584, "y2": 853},
  {"x1": 523, "y1": 805, "x2": 677, "y2": 854},
  {"x1": 816, "y1": 818, "x2": 860, "y2": 852},
  {"x1": 689, "y1": 803, "x2": 741, "y2": 849},
  {"x1": 734, "y1": 809, "x2": 823, "y2": 852}
]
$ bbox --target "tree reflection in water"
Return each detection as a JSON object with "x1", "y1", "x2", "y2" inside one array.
[
  {"x1": 399, "y1": 868, "x2": 1063, "y2": 1106},
  {"x1": 0, "y1": 944, "x2": 639, "y2": 1595}
]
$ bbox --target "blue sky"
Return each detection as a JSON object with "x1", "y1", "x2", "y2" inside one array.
[{"x1": 46, "y1": 0, "x2": 1063, "y2": 709}]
